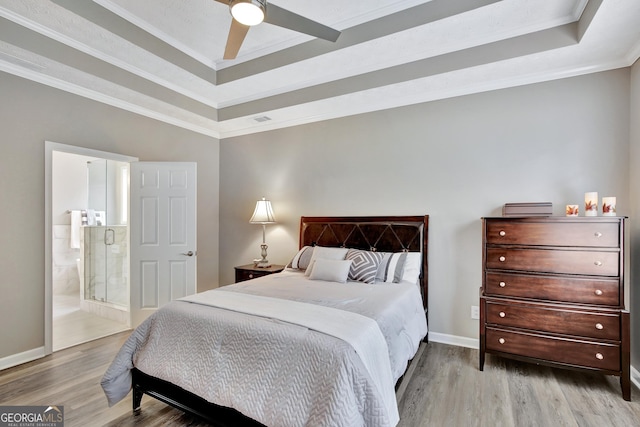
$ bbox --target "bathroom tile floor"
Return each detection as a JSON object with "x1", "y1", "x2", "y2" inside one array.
[{"x1": 53, "y1": 294, "x2": 130, "y2": 351}]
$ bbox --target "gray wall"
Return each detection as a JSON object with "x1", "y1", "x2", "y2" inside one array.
[
  {"x1": 0, "y1": 72, "x2": 219, "y2": 359},
  {"x1": 220, "y1": 69, "x2": 631, "y2": 346},
  {"x1": 1, "y1": 63, "x2": 635, "y2": 372},
  {"x1": 630, "y1": 58, "x2": 639, "y2": 371}
]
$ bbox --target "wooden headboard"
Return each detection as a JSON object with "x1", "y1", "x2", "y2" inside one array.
[{"x1": 299, "y1": 215, "x2": 429, "y2": 312}]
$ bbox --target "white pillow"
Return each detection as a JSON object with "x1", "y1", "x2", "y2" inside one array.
[
  {"x1": 309, "y1": 246, "x2": 349, "y2": 264},
  {"x1": 401, "y1": 252, "x2": 422, "y2": 284},
  {"x1": 308, "y1": 259, "x2": 352, "y2": 283},
  {"x1": 304, "y1": 259, "x2": 316, "y2": 276},
  {"x1": 299, "y1": 246, "x2": 348, "y2": 276}
]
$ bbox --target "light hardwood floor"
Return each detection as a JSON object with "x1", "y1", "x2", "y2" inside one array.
[
  {"x1": 53, "y1": 294, "x2": 129, "y2": 351},
  {"x1": 0, "y1": 332, "x2": 638, "y2": 426}
]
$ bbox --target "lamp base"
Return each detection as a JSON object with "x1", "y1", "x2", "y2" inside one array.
[
  {"x1": 254, "y1": 242, "x2": 271, "y2": 268},
  {"x1": 254, "y1": 259, "x2": 272, "y2": 268}
]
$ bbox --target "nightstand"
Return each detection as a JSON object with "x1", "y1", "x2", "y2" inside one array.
[{"x1": 235, "y1": 264, "x2": 285, "y2": 283}]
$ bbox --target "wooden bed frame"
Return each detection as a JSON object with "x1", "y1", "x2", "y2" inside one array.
[{"x1": 132, "y1": 215, "x2": 429, "y2": 426}]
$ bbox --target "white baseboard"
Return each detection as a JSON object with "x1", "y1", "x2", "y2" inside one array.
[
  {"x1": 429, "y1": 332, "x2": 479, "y2": 349},
  {"x1": 0, "y1": 347, "x2": 45, "y2": 371},
  {"x1": 632, "y1": 365, "x2": 640, "y2": 391},
  {"x1": 428, "y1": 332, "x2": 640, "y2": 391}
]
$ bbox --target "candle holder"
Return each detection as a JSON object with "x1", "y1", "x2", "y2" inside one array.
[
  {"x1": 602, "y1": 196, "x2": 616, "y2": 216},
  {"x1": 585, "y1": 192, "x2": 598, "y2": 217},
  {"x1": 566, "y1": 205, "x2": 579, "y2": 216}
]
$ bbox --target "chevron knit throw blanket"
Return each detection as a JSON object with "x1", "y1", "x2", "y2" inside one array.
[
  {"x1": 182, "y1": 290, "x2": 398, "y2": 424},
  {"x1": 102, "y1": 289, "x2": 399, "y2": 427}
]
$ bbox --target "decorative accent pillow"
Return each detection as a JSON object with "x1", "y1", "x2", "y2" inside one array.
[
  {"x1": 377, "y1": 252, "x2": 422, "y2": 284},
  {"x1": 376, "y1": 252, "x2": 405, "y2": 283},
  {"x1": 287, "y1": 246, "x2": 315, "y2": 270},
  {"x1": 345, "y1": 249, "x2": 384, "y2": 284},
  {"x1": 308, "y1": 259, "x2": 352, "y2": 283}
]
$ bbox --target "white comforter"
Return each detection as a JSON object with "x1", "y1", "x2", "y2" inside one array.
[{"x1": 101, "y1": 270, "x2": 427, "y2": 427}]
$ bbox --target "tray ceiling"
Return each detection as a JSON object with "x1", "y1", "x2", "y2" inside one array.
[{"x1": 0, "y1": 0, "x2": 639, "y2": 138}]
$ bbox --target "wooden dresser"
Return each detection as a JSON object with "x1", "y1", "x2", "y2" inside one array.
[{"x1": 480, "y1": 216, "x2": 630, "y2": 400}]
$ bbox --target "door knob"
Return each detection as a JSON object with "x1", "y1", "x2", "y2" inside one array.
[{"x1": 182, "y1": 251, "x2": 194, "y2": 256}]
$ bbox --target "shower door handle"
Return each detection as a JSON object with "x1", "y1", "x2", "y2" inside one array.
[
  {"x1": 181, "y1": 251, "x2": 195, "y2": 256},
  {"x1": 104, "y1": 228, "x2": 115, "y2": 245}
]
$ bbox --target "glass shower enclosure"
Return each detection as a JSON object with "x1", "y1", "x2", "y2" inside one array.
[{"x1": 82, "y1": 159, "x2": 129, "y2": 308}]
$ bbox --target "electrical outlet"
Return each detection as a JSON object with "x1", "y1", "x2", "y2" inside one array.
[{"x1": 471, "y1": 305, "x2": 480, "y2": 320}]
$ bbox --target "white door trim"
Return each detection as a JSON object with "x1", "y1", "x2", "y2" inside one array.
[{"x1": 44, "y1": 141, "x2": 138, "y2": 355}]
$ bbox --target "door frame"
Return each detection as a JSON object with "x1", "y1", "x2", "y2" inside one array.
[{"x1": 44, "y1": 141, "x2": 138, "y2": 355}]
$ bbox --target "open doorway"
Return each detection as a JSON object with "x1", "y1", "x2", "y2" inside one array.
[{"x1": 45, "y1": 142, "x2": 138, "y2": 353}]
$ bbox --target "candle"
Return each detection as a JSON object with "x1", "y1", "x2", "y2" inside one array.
[
  {"x1": 585, "y1": 192, "x2": 598, "y2": 216},
  {"x1": 602, "y1": 196, "x2": 616, "y2": 216},
  {"x1": 566, "y1": 205, "x2": 579, "y2": 216}
]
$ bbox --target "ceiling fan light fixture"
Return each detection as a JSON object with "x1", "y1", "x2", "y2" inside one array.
[{"x1": 230, "y1": 0, "x2": 266, "y2": 26}]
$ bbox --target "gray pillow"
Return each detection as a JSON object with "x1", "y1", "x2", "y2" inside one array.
[{"x1": 346, "y1": 249, "x2": 384, "y2": 284}]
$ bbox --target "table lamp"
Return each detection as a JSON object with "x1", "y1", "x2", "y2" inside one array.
[{"x1": 249, "y1": 197, "x2": 276, "y2": 267}]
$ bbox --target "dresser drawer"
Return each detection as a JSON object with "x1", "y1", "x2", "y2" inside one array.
[
  {"x1": 485, "y1": 300, "x2": 620, "y2": 340},
  {"x1": 486, "y1": 221, "x2": 619, "y2": 247},
  {"x1": 236, "y1": 269, "x2": 264, "y2": 282},
  {"x1": 485, "y1": 248, "x2": 619, "y2": 276},
  {"x1": 486, "y1": 327, "x2": 620, "y2": 371},
  {"x1": 485, "y1": 272, "x2": 620, "y2": 306},
  {"x1": 234, "y1": 264, "x2": 285, "y2": 283}
]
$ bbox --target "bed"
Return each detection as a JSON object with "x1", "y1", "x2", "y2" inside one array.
[{"x1": 101, "y1": 215, "x2": 429, "y2": 427}]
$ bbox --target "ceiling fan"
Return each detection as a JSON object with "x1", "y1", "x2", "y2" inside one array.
[{"x1": 214, "y1": 0, "x2": 341, "y2": 60}]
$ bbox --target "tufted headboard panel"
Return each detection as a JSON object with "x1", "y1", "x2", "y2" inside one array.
[{"x1": 299, "y1": 215, "x2": 429, "y2": 312}]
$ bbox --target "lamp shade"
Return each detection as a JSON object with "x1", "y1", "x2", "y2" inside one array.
[
  {"x1": 230, "y1": 0, "x2": 266, "y2": 26},
  {"x1": 249, "y1": 198, "x2": 276, "y2": 224}
]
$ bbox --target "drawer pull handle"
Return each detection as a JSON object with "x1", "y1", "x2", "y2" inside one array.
[
  {"x1": 499, "y1": 281, "x2": 506, "y2": 288},
  {"x1": 595, "y1": 353, "x2": 604, "y2": 360},
  {"x1": 499, "y1": 231, "x2": 506, "y2": 237},
  {"x1": 248, "y1": 274, "x2": 254, "y2": 279},
  {"x1": 595, "y1": 289, "x2": 603, "y2": 296},
  {"x1": 499, "y1": 256, "x2": 506, "y2": 262},
  {"x1": 595, "y1": 323, "x2": 604, "y2": 330},
  {"x1": 594, "y1": 261, "x2": 603, "y2": 266},
  {"x1": 594, "y1": 232, "x2": 602, "y2": 238},
  {"x1": 498, "y1": 338, "x2": 505, "y2": 344},
  {"x1": 499, "y1": 312, "x2": 506, "y2": 318}
]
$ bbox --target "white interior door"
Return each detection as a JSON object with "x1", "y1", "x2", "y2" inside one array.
[{"x1": 130, "y1": 162, "x2": 197, "y2": 327}]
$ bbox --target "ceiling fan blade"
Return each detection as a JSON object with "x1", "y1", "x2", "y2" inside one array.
[
  {"x1": 265, "y1": 4, "x2": 340, "y2": 42},
  {"x1": 224, "y1": 19, "x2": 250, "y2": 60}
]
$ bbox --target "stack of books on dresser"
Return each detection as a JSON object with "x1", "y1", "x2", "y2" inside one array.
[{"x1": 502, "y1": 202, "x2": 552, "y2": 217}]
